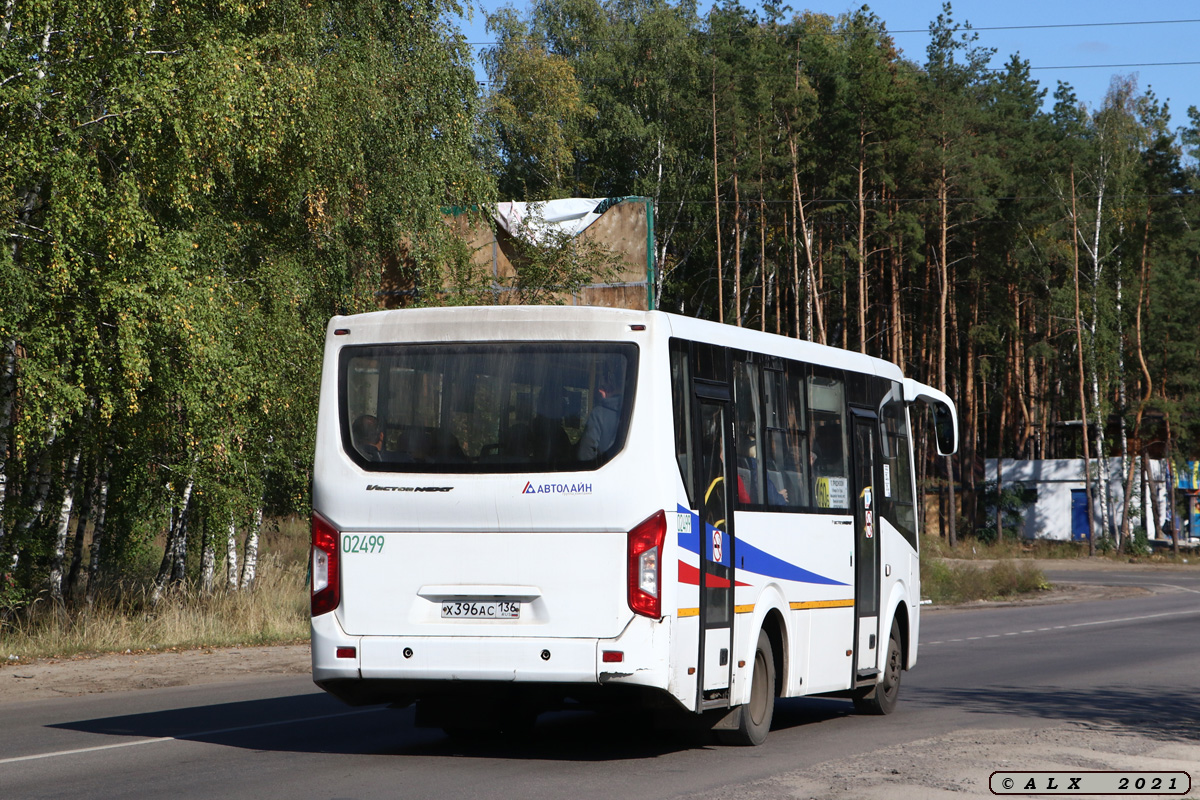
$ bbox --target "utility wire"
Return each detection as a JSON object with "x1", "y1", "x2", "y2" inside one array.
[{"x1": 463, "y1": 17, "x2": 1200, "y2": 47}]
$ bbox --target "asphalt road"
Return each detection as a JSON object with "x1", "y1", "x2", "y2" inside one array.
[{"x1": 2, "y1": 566, "x2": 1198, "y2": 800}]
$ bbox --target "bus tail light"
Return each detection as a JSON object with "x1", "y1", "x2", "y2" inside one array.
[
  {"x1": 628, "y1": 510, "x2": 666, "y2": 619},
  {"x1": 311, "y1": 512, "x2": 341, "y2": 617}
]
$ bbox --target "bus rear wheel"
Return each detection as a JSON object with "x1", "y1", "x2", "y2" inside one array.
[
  {"x1": 853, "y1": 621, "x2": 902, "y2": 715},
  {"x1": 718, "y1": 628, "x2": 775, "y2": 746}
]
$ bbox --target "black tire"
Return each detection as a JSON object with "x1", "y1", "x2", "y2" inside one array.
[
  {"x1": 719, "y1": 628, "x2": 776, "y2": 746},
  {"x1": 853, "y1": 621, "x2": 902, "y2": 716}
]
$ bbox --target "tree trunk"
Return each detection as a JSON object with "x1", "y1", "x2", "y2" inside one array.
[
  {"x1": 888, "y1": 195, "x2": 904, "y2": 369},
  {"x1": 226, "y1": 516, "x2": 240, "y2": 592},
  {"x1": 1166, "y1": 416, "x2": 1178, "y2": 557},
  {"x1": 1120, "y1": 206, "x2": 1154, "y2": 549},
  {"x1": 240, "y1": 507, "x2": 263, "y2": 590},
  {"x1": 201, "y1": 518, "x2": 216, "y2": 596},
  {"x1": 85, "y1": 451, "x2": 112, "y2": 607},
  {"x1": 1070, "y1": 166, "x2": 1097, "y2": 556},
  {"x1": 936, "y1": 170, "x2": 956, "y2": 548},
  {"x1": 732, "y1": 147, "x2": 742, "y2": 326},
  {"x1": 48, "y1": 450, "x2": 81, "y2": 603},
  {"x1": 996, "y1": 334, "x2": 1012, "y2": 541},
  {"x1": 963, "y1": 280, "x2": 979, "y2": 529},
  {"x1": 787, "y1": 133, "x2": 822, "y2": 342},
  {"x1": 856, "y1": 125, "x2": 868, "y2": 354},
  {"x1": 172, "y1": 500, "x2": 190, "y2": 585},
  {"x1": 758, "y1": 129, "x2": 767, "y2": 332},
  {"x1": 1082, "y1": 174, "x2": 1114, "y2": 543},
  {"x1": 65, "y1": 453, "x2": 98, "y2": 601},
  {"x1": 152, "y1": 478, "x2": 194, "y2": 604},
  {"x1": 13, "y1": 432, "x2": 57, "y2": 570},
  {"x1": 711, "y1": 61, "x2": 723, "y2": 324},
  {"x1": 0, "y1": 340, "x2": 14, "y2": 559}
]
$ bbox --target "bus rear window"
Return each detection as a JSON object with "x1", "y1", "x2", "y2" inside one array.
[{"x1": 339, "y1": 343, "x2": 638, "y2": 473}]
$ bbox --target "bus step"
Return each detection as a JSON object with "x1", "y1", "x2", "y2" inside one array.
[
  {"x1": 701, "y1": 698, "x2": 732, "y2": 711},
  {"x1": 855, "y1": 668, "x2": 881, "y2": 682}
]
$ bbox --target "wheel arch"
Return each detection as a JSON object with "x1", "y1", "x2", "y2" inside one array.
[
  {"x1": 883, "y1": 578, "x2": 913, "y2": 670},
  {"x1": 890, "y1": 601, "x2": 910, "y2": 670},
  {"x1": 736, "y1": 585, "x2": 789, "y2": 705},
  {"x1": 760, "y1": 606, "x2": 787, "y2": 700}
]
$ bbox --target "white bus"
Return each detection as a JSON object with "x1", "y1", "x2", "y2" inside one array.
[{"x1": 310, "y1": 305, "x2": 957, "y2": 744}]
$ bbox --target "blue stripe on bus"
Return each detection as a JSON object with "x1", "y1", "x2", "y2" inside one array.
[
  {"x1": 676, "y1": 504, "x2": 847, "y2": 587},
  {"x1": 736, "y1": 537, "x2": 848, "y2": 586}
]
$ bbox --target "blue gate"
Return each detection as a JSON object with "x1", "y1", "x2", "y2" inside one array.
[{"x1": 1071, "y1": 489, "x2": 1091, "y2": 541}]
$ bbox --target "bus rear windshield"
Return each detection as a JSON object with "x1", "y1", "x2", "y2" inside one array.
[{"x1": 339, "y1": 342, "x2": 639, "y2": 473}]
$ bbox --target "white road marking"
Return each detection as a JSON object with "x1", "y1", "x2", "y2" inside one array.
[
  {"x1": 924, "y1": 607, "x2": 1200, "y2": 647},
  {"x1": 0, "y1": 707, "x2": 383, "y2": 765}
]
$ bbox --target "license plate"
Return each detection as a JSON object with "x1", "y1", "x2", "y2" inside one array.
[{"x1": 441, "y1": 600, "x2": 520, "y2": 619}]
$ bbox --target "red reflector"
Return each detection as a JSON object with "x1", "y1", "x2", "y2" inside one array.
[
  {"x1": 336, "y1": 646, "x2": 356, "y2": 659},
  {"x1": 602, "y1": 651, "x2": 624, "y2": 663},
  {"x1": 629, "y1": 324, "x2": 646, "y2": 331},
  {"x1": 334, "y1": 328, "x2": 350, "y2": 336}
]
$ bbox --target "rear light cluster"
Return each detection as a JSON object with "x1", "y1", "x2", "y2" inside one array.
[
  {"x1": 311, "y1": 512, "x2": 341, "y2": 616},
  {"x1": 627, "y1": 510, "x2": 666, "y2": 619}
]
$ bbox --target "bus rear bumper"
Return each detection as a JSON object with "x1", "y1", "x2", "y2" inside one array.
[
  {"x1": 358, "y1": 635, "x2": 600, "y2": 683},
  {"x1": 312, "y1": 616, "x2": 674, "y2": 705}
]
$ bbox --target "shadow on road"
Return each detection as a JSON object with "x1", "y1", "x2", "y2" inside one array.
[
  {"x1": 911, "y1": 684, "x2": 1200, "y2": 742},
  {"x1": 49, "y1": 692, "x2": 859, "y2": 759}
]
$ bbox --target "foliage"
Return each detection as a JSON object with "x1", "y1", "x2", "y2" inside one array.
[
  {"x1": 0, "y1": 0, "x2": 490, "y2": 604},
  {"x1": 7, "y1": 0, "x2": 1200, "y2": 628},
  {"x1": 974, "y1": 480, "x2": 1035, "y2": 544},
  {"x1": 482, "y1": 7, "x2": 598, "y2": 199},
  {"x1": 480, "y1": 0, "x2": 1200, "y2": 537}
]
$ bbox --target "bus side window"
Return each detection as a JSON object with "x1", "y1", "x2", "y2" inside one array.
[
  {"x1": 807, "y1": 373, "x2": 849, "y2": 509},
  {"x1": 762, "y1": 367, "x2": 806, "y2": 509},
  {"x1": 882, "y1": 389, "x2": 918, "y2": 547},
  {"x1": 670, "y1": 341, "x2": 695, "y2": 507},
  {"x1": 733, "y1": 358, "x2": 764, "y2": 505}
]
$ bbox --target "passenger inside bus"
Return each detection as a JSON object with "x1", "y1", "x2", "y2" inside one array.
[
  {"x1": 577, "y1": 374, "x2": 622, "y2": 461},
  {"x1": 351, "y1": 414, "x2": 384, "y2": 461},
  {"x1": 739, "y1": 435, "x2": 789, "y2": 506}
]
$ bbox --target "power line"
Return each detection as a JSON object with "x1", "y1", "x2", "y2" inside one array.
[
  {"x1": 462, "y1": 17, "x2": 1200, "y2": 48},
  {"x1": 1026, "y1": 61, "x2": 1200, "y2": 71},
  {"x1": 887, "y1": 18, "x2": 1200, "y2": 34},
  {"x1": 473, "y1": 56, "x2": 1200, "y2": 87},
  {"x1": 662, "y1": 194, "x2": 1200, "y2": 205}
]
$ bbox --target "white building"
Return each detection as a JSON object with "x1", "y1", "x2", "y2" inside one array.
[{"x1": 983, "y1": 458, "x2": 1170, "y2": 541}]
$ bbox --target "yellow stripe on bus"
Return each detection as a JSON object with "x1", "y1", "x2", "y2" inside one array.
[
  {"x1": 789, "y1": 599, "x2": 855, "y2": 610},
  {"x1": 679, "y1": 599, "x2": 853, "y2": 617}
]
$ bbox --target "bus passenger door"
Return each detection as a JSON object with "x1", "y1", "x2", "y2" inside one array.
[
  {"x1": 851, "y1": 411, "x2": 881, "y2": 680},
  {"x1": 696, "y1": 395, "x2": 735, "y2": 707}
]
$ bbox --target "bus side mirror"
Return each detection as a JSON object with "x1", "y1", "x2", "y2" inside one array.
[
  {"x1": 902, "y1": 379, "x2": 958, "y2": 457},
  {"x1": 933, "y1": 402, "x2": 957, "y2": 457}
]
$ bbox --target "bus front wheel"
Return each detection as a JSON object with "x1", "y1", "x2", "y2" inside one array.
[{"x1": 853, "y1": 621, "x2": 902, "y2": 715}]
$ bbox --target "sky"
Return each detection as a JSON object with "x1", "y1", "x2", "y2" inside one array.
[{"x1": 453, "y1": 0, "x2": 1200, "y2": 132}]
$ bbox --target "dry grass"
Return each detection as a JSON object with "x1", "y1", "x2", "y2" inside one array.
[
  {"x1": 1, "y1": 520, "x2": 311, "y2": 663},
  {"x1": 920, "y1": 535, "x2": 1087, "y2": 561},
  {"x1": 922, "y1": 533, "x2": 1200, "y2": 565},
  {"x1": 920, "y1": 554, "x2": 1050, "y2": 605}
]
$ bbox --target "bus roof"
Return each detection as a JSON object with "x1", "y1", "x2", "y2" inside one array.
[{"x1": 328, "y1": 305, "x2": 905, "y2": 382}]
